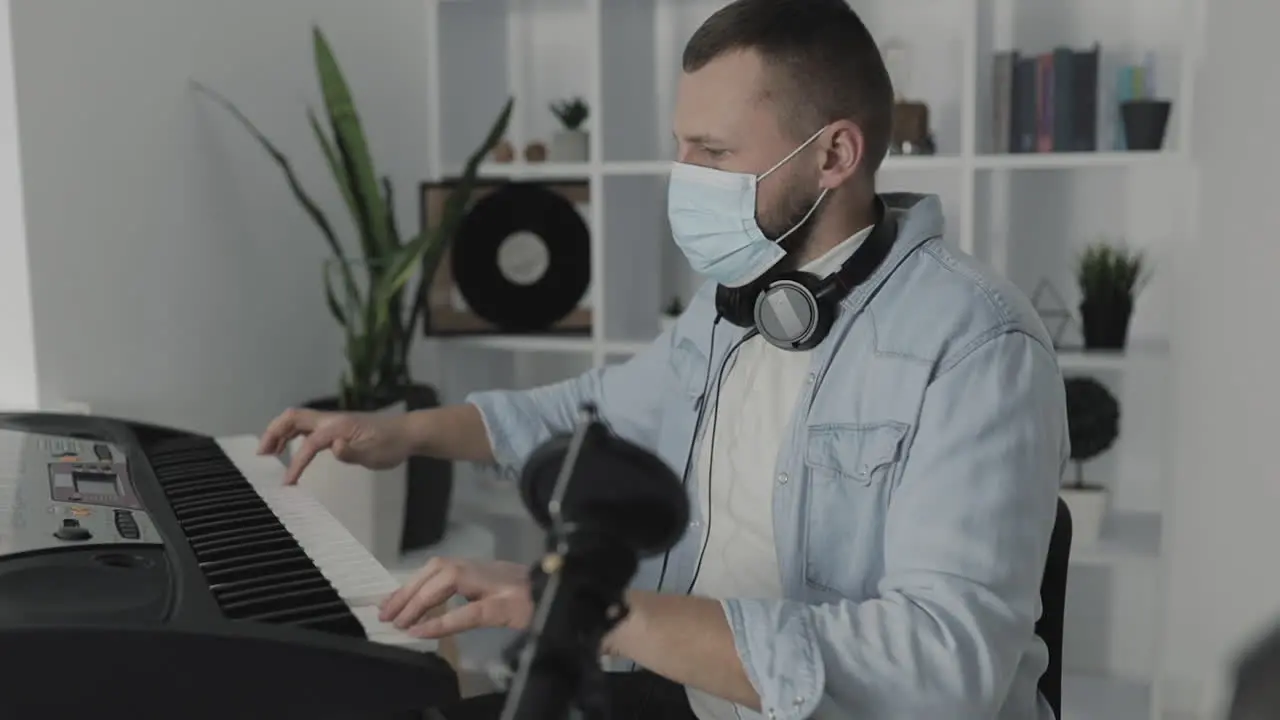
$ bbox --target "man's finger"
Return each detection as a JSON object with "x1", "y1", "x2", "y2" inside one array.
[
  {"x1": 408, "y1": 599, "x2": 491, "y2": 639},
  {"x1": 258, "y1": 408, "x2": 319, "y2": 455},
  {"x1": 283, "y1": 428, "x2": 333, "y2": 485},
  {"x1": 380, "y1": 559, "x2": 446, "y2": 621},
  {"x1": 392, "y1": 570, "x2": 458, "y2": 629}
]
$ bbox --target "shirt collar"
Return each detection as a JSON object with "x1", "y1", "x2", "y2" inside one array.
[{"x1": 799, "y1": 224, "x2": 875, "y2": 278}]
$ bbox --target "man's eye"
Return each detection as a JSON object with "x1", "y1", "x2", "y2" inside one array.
[{"x1": 704, "y1": 148, "x2": 727, "y2": 158}]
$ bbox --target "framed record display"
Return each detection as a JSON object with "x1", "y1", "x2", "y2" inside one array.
[{"x1": 420, "y1": 178, "x2": 593, "y2": 336}]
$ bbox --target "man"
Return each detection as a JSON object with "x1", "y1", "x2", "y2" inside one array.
[{"x1": 260, "y1": 1, "x2": 1067, "y2": 717}]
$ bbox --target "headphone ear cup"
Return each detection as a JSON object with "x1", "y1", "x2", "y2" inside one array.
[
  {"x1": 787, "y1": 295, "x2": 837, "y2": 351},
  {"x1": 752, "y1": 271, "x2": 832, "y2": 350},
  {"x1": 714, "y1": 284, "x2": 757, "y2": 328}
]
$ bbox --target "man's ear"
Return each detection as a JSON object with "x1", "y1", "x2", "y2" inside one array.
[{"x1": 818, "y1": 120, "x2": 865, "y2": 189}]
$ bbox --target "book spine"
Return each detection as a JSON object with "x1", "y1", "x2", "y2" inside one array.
[
  {"x1": 1052, "y1": 47, "x2": 1074, "y2": 151},
  {"x1": 1073, "y1": 44, "x2": 1100, "y2": 151},
  {"x1": 992, "y1": 51, "x2": 1015, "y2": 154},
  {"x1": 1013, "y1": 56, "x2": 1036, "y2": 152},
  {"x1": 1036, "y1": 53, "x2": 1054, "y2": 152}
]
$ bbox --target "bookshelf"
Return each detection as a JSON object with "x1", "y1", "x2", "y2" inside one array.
[{"x1": 423, "y1": 0, "x2": 1204, "y2": 717}]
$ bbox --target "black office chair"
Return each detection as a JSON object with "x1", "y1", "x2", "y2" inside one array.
[{"x1": 1035, "y1": 498, "x2": 1072, "y2": 719}]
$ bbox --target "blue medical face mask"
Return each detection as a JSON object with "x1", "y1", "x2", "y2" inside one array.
[{"x1": 667, "y1": 126, "x2": 831, "y2": 288}]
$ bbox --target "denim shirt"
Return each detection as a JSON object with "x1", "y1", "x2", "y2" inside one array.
[{"x1": 466, "y1": 193, "x2": 1068, "y2": 720}]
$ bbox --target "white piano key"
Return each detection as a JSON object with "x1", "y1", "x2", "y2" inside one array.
[
  {"x1": 350, "y1": 605, "x2": 439, "y2": 653},
  {"x1": 215, "y1": 436, "x2": 428, "y2": 651}
]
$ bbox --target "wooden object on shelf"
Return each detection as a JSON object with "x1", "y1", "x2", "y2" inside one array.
[
  {"x1": 892, "y1": 100, "x2": 930, "y2": 147},
  {"x1": 523, "y1": 141, "x2": 548, "y2": 163},
  {"x1": 419, "y1": 178, "x2": 592, "y2": 336},
  {"x1": 490, "y1": 139, "x2": 515, "y2": 163}
]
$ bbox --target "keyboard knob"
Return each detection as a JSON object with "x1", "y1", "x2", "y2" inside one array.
[{"x1": 54, "y1": 522, "x2": 92, "y2": 542}]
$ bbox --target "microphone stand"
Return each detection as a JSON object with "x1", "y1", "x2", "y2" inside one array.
[{"x1": 495, "y1": 404, "x2": 636, "y2": 720}]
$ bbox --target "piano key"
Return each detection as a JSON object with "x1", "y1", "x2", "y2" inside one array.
[
  {"x1": 216, "y1": 439, "x2": 400, "y2": 599},
  {"x1": 350, "y1": 604, "x2": 438, "y2": 652},
  {"x1": 214, "y1": 436, "x2": 437, "y2": 653}
]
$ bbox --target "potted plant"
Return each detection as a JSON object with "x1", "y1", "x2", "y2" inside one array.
[
  {"x1": 1075, "y1": 241, "x2": 1150, "y2": 350},
  {"x1": 194, "y1": 26, "x2": 512, "y2": 562},
  {"x1": 549, "y1": 97, "x2": 589, "y2": 162},
  {"x1": 1061, "y1": 375, "x2": 1121, "y2": 544},
  {"x1": 661, "y1": 296, "x2": 684, "y2": 333}
]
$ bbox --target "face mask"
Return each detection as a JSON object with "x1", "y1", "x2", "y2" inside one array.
[{"x1": 667, "y1": 126, "x2": 831, "y2": 287}]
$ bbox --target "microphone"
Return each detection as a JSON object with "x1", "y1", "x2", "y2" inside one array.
[{"x1": 496, "y1": 404, "x2": 689, "y2": 720}]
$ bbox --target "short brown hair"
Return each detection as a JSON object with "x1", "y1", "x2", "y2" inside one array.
[{"x1": 682, "y1": 0, "x2": 894, "y2": 174}]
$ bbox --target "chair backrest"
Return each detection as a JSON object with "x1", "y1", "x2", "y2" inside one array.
[{"x1": 1035, "y1": 497, "x2": 1072, "y2": 719}]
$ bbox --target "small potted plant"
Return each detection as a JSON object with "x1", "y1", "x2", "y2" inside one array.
[
  {"x1": 1118, "y1": 63, "x2": 1173, "y2": 151},
  {"x1": 661, "y1": 296, "x2": 684, "y2": 333},
  {"x1": 549, "y1": 96, "x2": 590, "y2": 162},
  {"x1": 1061, "y1": 375, "x2": 1121, "y2": 544},
  {"x1": 1075, "y1": 240, "x2": 1150, "y2": 350}
]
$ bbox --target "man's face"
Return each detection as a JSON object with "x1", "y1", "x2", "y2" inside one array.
[{"x1": 672, "y1": 49, "x2": 822, "y2": 246}]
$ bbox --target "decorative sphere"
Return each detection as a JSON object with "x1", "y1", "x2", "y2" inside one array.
[{"x1": 1064, "y1": 376, "x2": 1120, "y2": 462}]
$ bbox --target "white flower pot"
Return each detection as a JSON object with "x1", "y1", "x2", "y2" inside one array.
[
  {"x1": 288, "y1": 400, "x2": 408, "y2": 565},
  {"x1": 1060, "y1": 486, "x2": 1108, "y2": 545},
  {"x1": 549, "y1": 129, "x2": 589, "y2": 162}
]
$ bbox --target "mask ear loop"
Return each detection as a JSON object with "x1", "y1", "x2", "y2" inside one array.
[
  {"x1": 756, "y1": 125, "x2": 829, "y2": 182},
  {"x1": 754, "y1": 125, "x2": 832, "y2": 247}
]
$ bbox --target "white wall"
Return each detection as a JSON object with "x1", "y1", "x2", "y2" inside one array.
[
  {"x1": 0, "y1": 1, "x2": 38, "y2": 410},
  {"x1": 8, "y1": 0, "x2": 432, "y2": 436},
  {"x1": 1163, "y1": 0, "x2": 1280, "y2": 715}
]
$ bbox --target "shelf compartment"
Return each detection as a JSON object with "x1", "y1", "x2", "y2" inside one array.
[
  {"x1": 975, "y1": 151, "x2": 1186, "y2": 170},
  {"x1": 438, "y1": 0, "x2": 594, "y2": 169},
  {"x1": 472, "y1": 161, "x2": 593, "y2": 178},
  {"x1": 1070, "y1": 510, "x2": 1162, "y2": 566},
  {"x1": 1061, "y1": 673, "x2": 1151, "y2": 720},
  {"x1": 1057, "y1": 339, "x2": 1170, "y2": 372}
]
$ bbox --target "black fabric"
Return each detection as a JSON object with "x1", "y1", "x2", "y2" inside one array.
[
  {"x1": 434, "y1": 671, "x2": 697, "y2": 720},
  {"x1": 1036, "y1": 498, "x2": 1073, "y2": 718}
]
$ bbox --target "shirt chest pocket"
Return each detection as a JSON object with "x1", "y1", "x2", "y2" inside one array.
[{"x1": 802, "y1": 421, "x2": 909, "y2": 597}]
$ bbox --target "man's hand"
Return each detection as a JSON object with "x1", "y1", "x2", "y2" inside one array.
[
  {"x1": 379, "y1": 557, "x2": 534, "y2": 638},
  {"x1": 257, "y1": 408, "x2": 415, "y2": 485}
]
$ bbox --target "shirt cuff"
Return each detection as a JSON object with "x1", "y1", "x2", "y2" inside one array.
[
  {"x1": 463, "y1": 390, "x2": 522, "y2": 483},
  {"x1": 720, "y1": 597, "x2": 825, "y2": 720}
]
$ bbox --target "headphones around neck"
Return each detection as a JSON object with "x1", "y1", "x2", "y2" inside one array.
[{"x1": 714, "y1": 196, "x2": 897, "y2": 351}]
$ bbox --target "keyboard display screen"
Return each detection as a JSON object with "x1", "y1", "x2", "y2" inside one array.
[{"x1": 72, "y1": 472, "x2": 119, "y2": 496}]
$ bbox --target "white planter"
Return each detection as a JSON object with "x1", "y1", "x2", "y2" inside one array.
[
  {"x1": 288, "y1": 400, "x2": 408, "y2": 565},
  {"x1": 1060, "y1": 486, "x2": 1108, "y2": 545},
  {"x1": 549, "y1": 129, "x2": 589, "y2": 162}
]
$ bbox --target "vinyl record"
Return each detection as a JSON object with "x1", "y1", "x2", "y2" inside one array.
[{"x1": 450, "y1": 182, "x2": 591, "y2": 333}]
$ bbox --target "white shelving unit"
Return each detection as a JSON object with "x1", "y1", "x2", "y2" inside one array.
[{"x1": 424, "y1": 1, "x2": 1204, "y2": 717}]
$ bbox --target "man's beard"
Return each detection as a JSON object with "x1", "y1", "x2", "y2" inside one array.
[{"x1": 758, "y1": 184, "x2": 823, "y2": 271}]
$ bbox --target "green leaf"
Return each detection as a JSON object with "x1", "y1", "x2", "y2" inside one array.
[
  {"x1": 313, "y1": 26, "x2": 390, "y2": 257},
  {"x1": 382, "y1": 176, "x2": 402, "y2": 250},
  {"x1": 191, "y1": 80, "x2": 360, "y2": 303},
  {"x1": 307, "y1": 106, "x2": 364, "y2": 253},
  {"x1": 322, "y1": 259, "x2": 348, "y2": 328}
]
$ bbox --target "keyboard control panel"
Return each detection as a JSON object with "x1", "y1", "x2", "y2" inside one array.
[{"x1": 0, "y1": 428, "x2": 162, "y2": 556}]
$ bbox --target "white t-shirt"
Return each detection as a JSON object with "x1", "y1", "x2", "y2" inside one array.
[{"x1": 685, "y1": 225, "x2": 874, "y2": 720}]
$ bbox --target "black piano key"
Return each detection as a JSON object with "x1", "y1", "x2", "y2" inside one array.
[{"x1": 141, "y1": 435, "x2": 367, "y2": 641}]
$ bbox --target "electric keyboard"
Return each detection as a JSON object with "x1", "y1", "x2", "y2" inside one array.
[{"x1": 0, "y1": 412, "x2": 458, "y2": 719}]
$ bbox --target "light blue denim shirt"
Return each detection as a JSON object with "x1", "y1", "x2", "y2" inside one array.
[{"x1": 466, "y1": 193, "x2": 1067, "y2": 720}]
